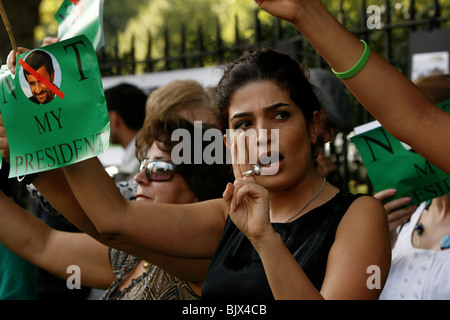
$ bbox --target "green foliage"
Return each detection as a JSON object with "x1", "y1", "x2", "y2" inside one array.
[
  {"x1": 35, "y1": 0, "x2": 152, "y2": 44},
  {"x1": 117, "y1": 0, "x2": 258, "y2": 71},
  {"x1": 35, "y1": 0, "x2": 450, "y2": 74},
  {"x1": 35, "y1": 0, "x2": 59, "y2": 41}
]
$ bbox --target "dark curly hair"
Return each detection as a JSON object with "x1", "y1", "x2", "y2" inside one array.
[{"x1": 140, "y1": 116, "x2": 233, "y2": 201}]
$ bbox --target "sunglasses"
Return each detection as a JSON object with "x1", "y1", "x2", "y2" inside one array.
[{"x1": 139, "y1": 159, "x2": 178, "y2": 181}]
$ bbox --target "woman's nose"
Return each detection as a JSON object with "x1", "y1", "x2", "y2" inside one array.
[
  {"x1": 134, "y1": 168, "x2": 150, "y2": 185},
  {"x1": 256, "y1": 125, "x2": 278, "y2": 147}
]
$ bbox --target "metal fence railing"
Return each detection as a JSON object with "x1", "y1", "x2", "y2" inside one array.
[{"x1": 97, "y1": 0, "x2": 450, "y2": 192}]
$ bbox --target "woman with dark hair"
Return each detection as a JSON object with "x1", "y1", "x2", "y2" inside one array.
[
  {"x1": 52, "y1": 45, "x2": 390, "y2": 300},
  {"x1": 1, "y1": 0, "x2": 399, "y2": 300},
  {"x1": 253, "y1": 0, "x2": 450, "y2": 174}
]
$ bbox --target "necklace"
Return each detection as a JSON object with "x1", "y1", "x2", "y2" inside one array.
[
  {"x1": 414, "y1": 222, "x2": 450, "y2": 250},
  {"x1": 284, "y1": 177, "x2": 326, "y2": 223},
  {"x1": 414, "y1": 223, "x2": 424, "y2": 248}
]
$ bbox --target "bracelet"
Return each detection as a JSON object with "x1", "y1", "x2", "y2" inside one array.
[{"x1": 332, "y1": 40, "x2": 371, "y2": 79}]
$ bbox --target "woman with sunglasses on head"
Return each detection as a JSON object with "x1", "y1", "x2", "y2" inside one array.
[{"x1": 0, "y1": 116, "x2": 232, "y2": 300}]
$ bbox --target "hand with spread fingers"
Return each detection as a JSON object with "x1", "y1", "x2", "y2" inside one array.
[{"x1": 373, "y1": 189, "x2": 417, "y2": 246}]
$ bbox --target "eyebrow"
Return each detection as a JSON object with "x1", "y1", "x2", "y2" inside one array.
[
  {"x1": 152, "y1": 156, "x2": 171, "y2": 161},
  {"x1": 263, "y1": 102, "x2": 290, "y2": 112},
  {"x1": 230, "y1": 102, "x2": 290, "y2": 122}
]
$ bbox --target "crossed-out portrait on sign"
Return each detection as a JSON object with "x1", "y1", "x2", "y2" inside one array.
[{"x1": 19, "y1": 49, "x2": 62, "y2": 105}]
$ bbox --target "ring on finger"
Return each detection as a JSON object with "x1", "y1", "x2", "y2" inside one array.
[{"x1": 242, "y1": 164, "x2": 262, "y2": 176}]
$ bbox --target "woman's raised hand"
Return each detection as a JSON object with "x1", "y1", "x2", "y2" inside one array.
[
  {"x1": 254, "y1": 0, "x2": 311, "y2": 24},
  {"x1": 6, "y1": 47, "x2": 29, "y2": 74},
  {"x1": 222, "y1": 132, "x2": 273, "y2": 246}
]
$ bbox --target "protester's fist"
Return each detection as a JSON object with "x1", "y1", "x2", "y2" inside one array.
[
  {"x1": 255, "y1": 0, "x2": 309, "y2": 25},
  {"x1": 6, "y1": 47, "x2": 30, "y2": 74}
]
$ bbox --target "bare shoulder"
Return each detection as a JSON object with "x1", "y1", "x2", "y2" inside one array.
[
  {"x1": 335, "y1": 194, "x2": 391, "y2": 269},
  {"x1": 339, "y1": 194, "x2": 387, "y2": 231},
  {"x1": 321, "y1": 194, "x2": 391, "y2": 299}
]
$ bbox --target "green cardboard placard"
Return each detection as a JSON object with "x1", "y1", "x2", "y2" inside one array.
[
  {"x1": 0, "y1": 35, "x2": 109, "y2": 178},
  {"x1": 351, "y1": 100, "x2": 450, "y2": 205},
  {"x1": 55, "y1": 0, "x2": 105, "y2": 50},
  {"x1": 0, "y1": 65, "x2": 15, "y2": 168}
]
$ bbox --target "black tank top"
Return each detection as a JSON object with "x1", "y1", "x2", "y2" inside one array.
[{"x1": 202, "y1": 190, "x2": 363, "y2": 300}]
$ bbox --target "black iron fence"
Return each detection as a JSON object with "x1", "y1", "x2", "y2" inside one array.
[
  {"x1": 98, "y1": 1, "x2": 449, "y2": 74},
  {"x1": 97, "y1": 0, "x2": 450, "y2": 192}
]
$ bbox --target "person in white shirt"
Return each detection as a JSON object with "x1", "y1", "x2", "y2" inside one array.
[{"x1": 376, "y1": 74, "x2": 450, "y2": 300}]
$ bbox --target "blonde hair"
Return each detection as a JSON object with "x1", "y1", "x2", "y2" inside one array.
[{"x1": 136, "y1": 79, "x2": 219, "y2": 160}]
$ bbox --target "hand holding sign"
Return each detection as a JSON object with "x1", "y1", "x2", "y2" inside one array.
[
  {"x1": 0, "y1": 35, "x2": 110, "y2": 178},
  {"x1": 18, "y1": 53, "x2": 65, "y2": 103}
]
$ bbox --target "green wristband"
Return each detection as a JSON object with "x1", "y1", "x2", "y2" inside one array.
[{"x1": 332, "y1": 40, "x2": 371, "y2": 79}]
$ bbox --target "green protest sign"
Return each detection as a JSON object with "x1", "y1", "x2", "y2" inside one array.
[
  {"x1": 351, "y1": 100, "x2": 450, "y2": 205},
  {"x1": 55, "y1": 0, "x2": 104, "y2": 50},
  {"x1": 0, "y1": 35, "x2": 110, "y2": 178},
  {"x1": 0, "y1": 64, "x2": 16, "y2": 168}
]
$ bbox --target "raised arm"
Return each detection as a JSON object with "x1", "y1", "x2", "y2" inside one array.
[
  {"x1": 33, "y1": 166, "x2": 216, "y2": 281},
  {"x1": 256, "y1": 0, "x2": 450, "y2": 174},
  {"x1": 1, "y1": 113, "x2": 107, "y2": 244},
  {"x1": 1, "y1": 114, "x2": 219, "y2": 281},
  {"x1": 32, "y1": 169, "x2": 103, "y2": 239},
  {"x1": 62, "y1": 158, "x2": 228, "y2": 260},
  {"x1": 0, "y1": 191, "x2": 114, "y2": 289}
]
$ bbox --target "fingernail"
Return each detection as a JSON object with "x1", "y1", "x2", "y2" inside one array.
[
  {"x1": 404, "y1": 197, "x2": 412, "y2": 203},
  {"x1": 389, "y1": 189, "x2": 397, "y2": 194},
  {"x1": 230, "y1": 203, "x2": 235, "y2": 212}
]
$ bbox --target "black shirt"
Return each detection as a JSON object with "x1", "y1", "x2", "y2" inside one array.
[{"x1": 202, "y1": 190, "x2": 362, "y2": 300}]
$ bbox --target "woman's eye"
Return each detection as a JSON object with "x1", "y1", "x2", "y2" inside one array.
[
  {"x1": 273, "y1": 111, "x2": 290, "y2": 120},
  {"x1": 234, "y1": 120, "x2": 251, "y2": 130}
]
